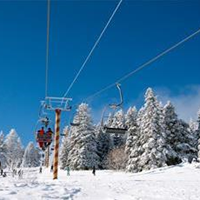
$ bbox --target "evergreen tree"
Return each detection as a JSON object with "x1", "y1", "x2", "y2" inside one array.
[
  {"x1": 0, "y1": 131, "x2": 7, "y2": 168},
  {"x1": 67, "y1": 103, "x2": 99, "y2": 170},
  {"x1": 196, "y1": 110, "x2": 200, "y2": 152},
  {"x1": 17, "y1": 138, "x2": 24, "y2": 167},
  {"x1": 126, "y1": 106, "x2": 146, "y2": 172},
  {"x1": 198, "y1": 110, "x2": 200, "y2": 129},
  {"x1": 125, "y1": 124, "x2": 139, "y2": 172},
  {"x1": 103, "y1": 113, "x2": 115, "y2": 149},
  {"x1": 125, "y1": 107, "x2": 137, "y2": 129},
  {"x1": 0, "y1": 131, "x2": 3, "y2": 145},
  {"x1": 60, "y1": 126, "x2": 70, "y2": 169},
  {"x1": 189, "y1": 118, "x2": 198, "y2": 133},
  {"x1": 198, "y1": 110, "x2": 200, "y2": 160},
  {"x1": 163, "y1": 101, "x2": 185, "y2": 164},
  {"x1": 4, "y1": 129, "x2": 24, "y2": 168},
  {"x1": 126, "y1": 106, "x2": 147, "y2": 172},
  {"x1": 126, "y1": 88, "x2": 177, "y2": 172},
  {"x1": 198, "y1": 139, "x2": 200, "y2": 160},
  {"x1": 125, "y1": 106, "x2": 138, "y2": 165},
  {"x1": 111, "y1": 109, "x2": 126, "y2": 128},
  {"x1": 177, "y1": 119, "x2": 197, "y2": 161},
  {"x1": 96, "y1": 124, "x2": 112, "y2": 169},
  {"x1": 22, "y1": 142, "x2": 40, "y2": 167},
  {"x1": 105, "y1": 113, "x2": 114, "y2": 127},
  {"x1": 189, "y1": 118, "x2": 199, "y2": 150},
  {"x1": 164, "y1": 101, "x2": 196, "y2": 162},
  {"x1": 164, "y1": 102, "x2": 180, "y2": 147},
  {"x1": 110, "y1": 109, "x2": 127, "y2": 148}
]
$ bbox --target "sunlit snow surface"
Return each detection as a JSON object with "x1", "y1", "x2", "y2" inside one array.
[{"x1": 1, "y1": 163, "x2": 200, "y2": 200}]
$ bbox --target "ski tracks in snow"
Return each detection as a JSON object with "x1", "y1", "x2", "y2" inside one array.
[{"x1": 0, "y1": 168, "x2": 80, "y2": 200}]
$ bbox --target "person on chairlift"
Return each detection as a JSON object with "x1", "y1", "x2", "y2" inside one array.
[
  {"x1": 46, "y1": 127, "x2": 53, "y2": 146},
  {"x1": 37, "y1": 127, "x2": 45, "y2": 150}
]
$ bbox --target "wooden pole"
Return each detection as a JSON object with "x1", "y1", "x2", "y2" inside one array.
[{"x1": 53, "y1": 109, "x2": 61, "y2": 179}]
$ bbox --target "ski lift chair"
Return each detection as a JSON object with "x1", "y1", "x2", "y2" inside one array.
[
  {"x1": 103, "y1": 126, "x2": 127, "y2": 134},
  {"x1": 101, "y1": 83, "x2": 127, "y2": 135},
  {"x1": 70, "y1": 122, "x2": 80, "y2": 127}
]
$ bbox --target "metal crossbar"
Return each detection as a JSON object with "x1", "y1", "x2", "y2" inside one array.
[{"x1": 44, "y1": 96, "x2": 72, "y2": 111}]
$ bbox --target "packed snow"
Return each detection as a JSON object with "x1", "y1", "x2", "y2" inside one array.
[{"x1": 1, "y1": 163, "x2": 200, "y2": 200}]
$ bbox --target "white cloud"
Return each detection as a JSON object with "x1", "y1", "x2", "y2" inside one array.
[
  {"x1": 90, "y1": 85, "x2": 200, "y2": 124},
  {"x1": 155, "y1": 85, "x2": 200, "y2": 122}
]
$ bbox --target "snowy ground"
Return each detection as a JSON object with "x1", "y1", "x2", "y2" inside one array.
[{"x1": 1, "y1": 163, "x2": 200, "y2": 200}]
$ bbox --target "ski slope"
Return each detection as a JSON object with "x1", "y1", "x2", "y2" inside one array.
[{"x1": 1, "y1": 163, "x2": 200, "y2": 200}]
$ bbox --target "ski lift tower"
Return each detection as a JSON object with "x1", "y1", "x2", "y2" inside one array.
[{"x1": 43, "y1": 96, "x2": 72, "y2": 180}]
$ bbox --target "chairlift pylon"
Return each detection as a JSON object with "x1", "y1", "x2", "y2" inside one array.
[{"x1": 36, "y1": 96, "x2": 72, "y2": 151}]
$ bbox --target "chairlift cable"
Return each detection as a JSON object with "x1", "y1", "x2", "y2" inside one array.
[
  {"x1": 82, "y1": 27, "x2": 200, "y2": 103},
  {"x1": 61, "y1": 0, "x2": 123, "y2": 100},
  {"x1": 35, "y1": 0, "x2": 52, "y2": 151},
  {"x1": 45, "y1": 0, "x2": 51, "y2": 98}
]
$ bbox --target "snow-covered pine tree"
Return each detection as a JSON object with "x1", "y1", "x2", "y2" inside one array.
[
  {"x1": 189, "y1": 118, "x2": 199, "y2": 150},
  {"x1": 111, "y1": 109, "x2": 126, "y2": 128},
  {"x1": 96, "y1": 124, "x2": 112, "y2": 169},
  {"x1": 60, "y1": 126, "x2": 70, "y2": 169},
  {"x1": 22, "y1": 142, "x2": 40, "y2": 167},
  {"x1": 126, "y1": 106, "x2": 144, "y2": 172},
  {"x1": 163, "y1": 102, "x2": 180, "y2": 146},
  {"x1": 163, "y1": 101, "x2": 183, "y2": 164},
  {"x1": 110, "y1": 109, "x2": 126, "y2": 148},
  {"x1": 197, "y1": 110, "x2": 200, "y2": 160},
  {"x1": 0, "y1": 131, "x2": 7, "y2": 168},
  {"x1": 163, "y1": 101, "x2": 196, "y2": 162},
  {"x1": 4, "y1": 129, "x2": 24, "y2": 168},
  {"x1": 125, "y1": 107, "x2": 137, "y2": 129},
  {"x1": 198, "y1": 110, "x2": 200, "y2": 131},
  {"x1": 67, "y1": 103, "x2": 99, "y2": 170},
  {"x1": 189, "y1": 118, "x2": 198, "y2": 133},
  {"x1": 177, "y1": 119, "x2": 197, "y2": 161},
  {"x1": 105, "y1": 113, "x2": 114, "y2": 128},
  {"x1": 103, "y1": 113, "x2": 115, "y2": 149},
  {"x1": 125, "y1": 124, "x2": 139, "y2": 172},
  {"x1": 196, "y1": 110, "x2": 200, "y2": 149},
  {"x1": 0, "y1": 131, "x2": 3, "y2": 145},
  {"x1": 17, "y1": 138, "x2": 24, "y2": 167},
  {"x1": 198, "y1": 139, "x2": 200, "y2": 160},
  {"x1": 127, "y1": 88, "x2": 178, "y2": 172},
  {"x1": 125, "y1": 107, "x2": 138, "y2": 164}
]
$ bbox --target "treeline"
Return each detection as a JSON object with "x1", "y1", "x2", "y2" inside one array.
[
  {"x1": 1, "y1": 87, "x2": 199, "y2": 173},
  {"x1": 60, "y1": 88, "x2": 200, "y2": 172},
  {"x1": 0, "y1": 129, "x2": 40, "y2": 169}
]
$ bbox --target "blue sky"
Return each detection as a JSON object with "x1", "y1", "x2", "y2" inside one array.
[{"x1": 0, "y1": 0, "x2": 200, "y2": 146}]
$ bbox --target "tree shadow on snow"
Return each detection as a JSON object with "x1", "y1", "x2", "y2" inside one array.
[
  {"x1": 41, "y1": 187, "x2": 81, "y2": 200},
  {"x1": 64, "y1": 188, "x2": 81, "y2": 200}
]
